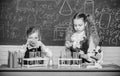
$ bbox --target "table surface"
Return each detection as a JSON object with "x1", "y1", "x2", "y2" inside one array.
[{"x1": 0, "y1": 64, "x2": 120, "y2": 72}]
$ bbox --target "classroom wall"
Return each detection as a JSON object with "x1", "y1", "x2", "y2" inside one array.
[{"x1": 0, "y1": 45, "x2": 120, "y2": 66}]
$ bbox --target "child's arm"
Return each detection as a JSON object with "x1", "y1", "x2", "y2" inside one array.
[
  {"x1": 38, "y1": 41, "x2": 52, "y2": 58},
  {"x1": 19, "y1": 44, "x2": 28, "y2": 58},
  {"x1": 65, "y1": 41, "x2": 73, "y2": 48},
  {"x1": 39, "y1": 41, "x2": 53, "y2": 65},
  {"x1": 65, "y1": 27, "x2": 74, "y2": 48}
]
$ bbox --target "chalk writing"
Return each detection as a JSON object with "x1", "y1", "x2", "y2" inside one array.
[
  {"x1": 73, "y1": 0, "x2": 84, "y2": 13},
  {"x1": 0, "y1": 0, "x2": 120, "y2": 46},
  {"x1": 27, "y1": 14, "x2": 36, "y2": 26},
  {"x1": 99, "y1": 12, "x2": 111, "y2": 29},
  {"x1": 53, "y1": 19, "x2": 71, "y2": 41},
  {"x1": 115, "y1": 9, "x2": 120, "y2": 21},
  {"x1": 55, "y1": 0, "x2": 62, "y2": 6},
  {"x1": 84, "y1": 0, "x2": 94, "y2": 16},
  {"x1": 59, "y1": 0, "x2": 72, "y2": 16},
  {"x1": 0, "y1": 24, "x2": 5, "y2": 39},
  {"x1": 54, "y1": 28, "x2": 66, "y2": 41}
]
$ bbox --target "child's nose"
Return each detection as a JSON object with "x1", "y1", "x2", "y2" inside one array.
[
  {"x1": 76, "y1": 26, "x2": 79, "y2": 29},
  {"x1": 28, "y1": 39, "x2": 34, "y2": 42},
  {"x1": 76, "y1": 25, "x2": 79, "y2": 28}
]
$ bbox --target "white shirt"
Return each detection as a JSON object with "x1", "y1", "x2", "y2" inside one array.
[{"x1": 71, "y1": 31, "x2": 86, "y2": 48}]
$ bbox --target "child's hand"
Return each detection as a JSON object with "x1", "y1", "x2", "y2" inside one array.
[
  {"x1": 65, "y1": 41, "x2": 72, "y2": 48},
  {"x1": 27, "y1": 40, "x2": 40, "y2": 49},
  {"x1": 18, "y1": 45, "x2": 27, "y2": 58},
  {"x1": 72, "y1": 41, "x2": 81, "y2": 49},
  {"x1": 39, "y1": 41, "x2": 52, "y2": 58},
  {"x1": 81, "y1": 54, "x2": 88, "y2": 59},
  {"x1": 79, "y1": 51, "x2": 87, "y2": 58},
  {"x1": 79, "y1": 50, "x2": 84, "y2": 55}
]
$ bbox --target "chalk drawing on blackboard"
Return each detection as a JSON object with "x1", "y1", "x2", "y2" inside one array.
[
  {"x1": 59, "y1": 0, "x2": 72, "y2": 16},
  {"x1": 15, "y1": 12, "x2": 24, "y2": 23},
  {"x1": 95, "y1": 8, "x2": 103, "y2": 25},
  {"x1": 84, "y1": 0, "x2": 94, "y2": 16},
  {"x1": 72, "y1": 0, "x2": 84, "y2": 13},
  {"x1": 115, "y1": 9, "x2": 120, "y2": 21},
  {"x1": 43, "y1": 13, "x2": 56, "y2": 22},
  {"x1": 53, "y1": 19, "x2": 71, "y2": 41},
  {"x1": 47, "y1": 4, "x2": 53, "y2": 10},
  {"x1": 9, "y1": 27, "x2": 19, "y2": 39},
  {"x1": 109, "y1": 30, "x2": 120, "y2": 46},
  {"x1": 106, "y1": 30, "x2": 109, "y2": 35},
  {"x1": 35, "y1": 3, "x2": 45, "y2": 15},
  {"x1": 118, "y1": 24, "x2": 120, "y2": 29},
  {"x1": 16, "y1": 0, "x2": 20, "y2": 12},
  {"x1": 111, "y1": 8, "x2": 117, "y2": 15},
  {"x1": 35, "y1": 12, "x2": 43, "y2": 24},
  {"x1": 42, "y1": 20, "x2": 53, "y2": 27},
  {"x1": 99, "y1": 9, "x2": 111, "y2": 29},
  {"x1": 37, "y1": 0, "x2": 57, "y2": 11},
  {"x1": 27, "y1": 14, "x2": 36, "y2": 26},
  {"x1": 43, "y1": 12, "x2": 59, "y2": 26},
  {"x1": 0, "y1": 24, "x2": 5, "y2": 39},
  {"x1": 55, "y1": 0, "x2": 62, "y2": 6},
  {"x1": 109, "y1": 36, "x2": 118, "y2": 46},
  {"x1": 53, "y1": 27, "x2": 66, "y2": 41},
  {"x1": 16, "y1": 0, "x2": 34, "y2": 12},
  {"x1": 95, "y1": 8, "x2": 100, "y2": 16},
  {"x1": 75, "y1": 0, "x2": 80, "y2": 6},
  {"x1": 41, "y1": 4, "x2": 48, "y2": 10}
]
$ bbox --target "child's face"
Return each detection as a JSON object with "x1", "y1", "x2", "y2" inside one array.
[
  {"x1": 73, "y1": 18, "x2": 86, "y2": 33},
  {"x1": 27, "y1": 31, "x2": 39, "y2": 47}
]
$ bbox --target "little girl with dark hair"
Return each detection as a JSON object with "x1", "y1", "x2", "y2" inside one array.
[{"x1": 65, "y1": 13, "x2": 103, "y2": 67}]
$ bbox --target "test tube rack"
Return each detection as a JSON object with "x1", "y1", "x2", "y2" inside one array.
[
  {"x1": 58, "y1": 50, "x2": 82, "y2": 68},
  {"x1": 22, "y1": 57, "x2": 48, "y2": 68},
  {"x1": 58, "y1": 58, "x2": 82, "y2": 67}
]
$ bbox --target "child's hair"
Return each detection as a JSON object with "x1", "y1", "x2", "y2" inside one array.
[
  {"x1": 72, "y1": 13, "x2": 90, "y2": 38},
  {"x1": 70, "y1": 12, "x2": 100, "y2": 46},
  {"x1": 26, "y1": 26, "x2": 41, "y2": 40},
  {"x1": 73, "y1": 13, "x2": 88, "y2": 22}
]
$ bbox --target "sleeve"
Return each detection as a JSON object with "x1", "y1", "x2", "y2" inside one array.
[
  {"x1": 19, "y1": 44, "x2": 28, "y2": 58},
  {"x1": 65, "y1": 27, "x2": 73, "y2": 41},
  {"x1": 39, "y1": 41, "x2": 52, "y2": 58},
  {"x1": 65, "y1": 27, "x2": 74, "y2": 48}
]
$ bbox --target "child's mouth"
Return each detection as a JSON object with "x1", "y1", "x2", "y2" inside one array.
[{"x1": 29, "y1": 41, "x2": 36, "y2": 47}]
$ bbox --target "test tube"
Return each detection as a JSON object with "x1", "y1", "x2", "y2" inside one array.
[
  {"x1": 13, "y1": 51, "x2": 19, "y2": 68},
  {"x1": 8, "y1": 51, "x2": 13, "y2": 68},
  {"x1": 29, "y1": 52, "x2": 34, "y2": 58},
  {"x1": 66, "y1": 50, "x2": 71, "y2": 65}
]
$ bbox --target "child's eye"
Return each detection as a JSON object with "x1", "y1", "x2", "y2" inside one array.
[
  {"x1": 79, "y1": 24, "x2": 82, "y2": 26},
  {"x1": 74, "y1": 25, "x2": 78, "y2": 27},
  {"x1": 28, "y1": 37, "x2": 32, "y2": 39},
  {"x1": 35, "y1": 37, "x2": 38, "y2": 39},
  {"x1": 74, "y1": 24, "x2": 82, "y2": 27}
]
